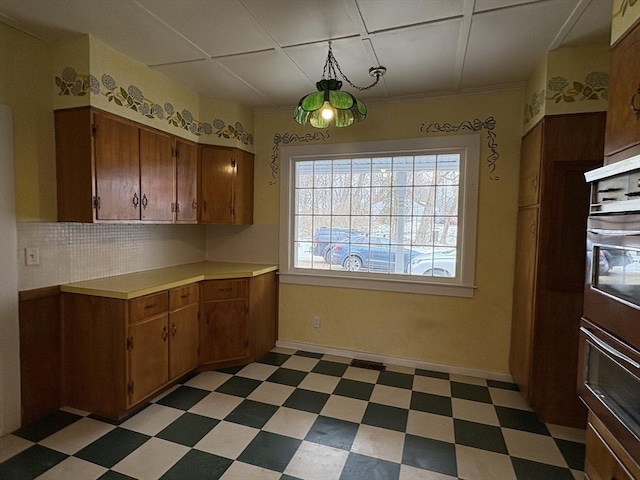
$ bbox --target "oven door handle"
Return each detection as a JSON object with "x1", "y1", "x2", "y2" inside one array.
[{"x1": 581, "y1": 327, "x2": 640, "y2": 369}]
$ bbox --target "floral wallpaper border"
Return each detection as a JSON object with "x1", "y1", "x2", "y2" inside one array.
[
  {"x1": 546, "y1": 71, "x2": 609, "y2": 104},
  {"x1": 420, "y1": 117, "x2": 500, "y2": 181},
  {"x1": 524, "y1": 89, "x2": 545, "y2": 126},
  {"x1": 55, "y1": 67, "x2": 253, "y2": 145}
]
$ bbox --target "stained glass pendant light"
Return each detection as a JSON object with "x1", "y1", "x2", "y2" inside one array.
[{"x1": 293, "y1": 42, "x2": 386, "y2": 128}]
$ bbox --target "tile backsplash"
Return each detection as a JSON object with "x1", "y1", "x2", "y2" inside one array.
[{"x1": 17, "y1": 222, "x2": 207, "y2": 291}]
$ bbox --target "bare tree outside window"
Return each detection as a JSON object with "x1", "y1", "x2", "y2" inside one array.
[{"x1": 293, "y1": 153, "x2": 461, "y2": 277}]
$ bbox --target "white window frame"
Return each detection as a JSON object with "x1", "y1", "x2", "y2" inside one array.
[{"x1": 279, "y1": 135, "x2": 480, "y2": 297}]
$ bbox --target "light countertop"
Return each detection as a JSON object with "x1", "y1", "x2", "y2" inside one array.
[{"x1": 60, "y1": 262, "x2": 278, "y2": 299}]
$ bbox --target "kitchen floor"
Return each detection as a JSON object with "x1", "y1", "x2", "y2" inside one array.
[{"x1": 0, "y1": 348, "x2": 585, "y2": 480}]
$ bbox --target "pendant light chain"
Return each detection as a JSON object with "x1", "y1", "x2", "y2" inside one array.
[{"x1": 322, "y1": 41, "x2": 384, "y2": 91}]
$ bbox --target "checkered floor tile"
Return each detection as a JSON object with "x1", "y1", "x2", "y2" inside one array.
[{"x1": 0, "y1": 348, "x2": 586, "y2": 479}]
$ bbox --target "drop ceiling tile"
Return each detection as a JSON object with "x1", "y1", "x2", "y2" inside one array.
[
  {"x1": 370, "y1": 21, "x2": 462, "y2": 96},
  {"x1": 460, "y1": 1, "x2": 579, "y2": 89},
  {"x1": 559, "y1": 0, "x2": 612, "y2": 47},
  {"x1": 357, "y1": 0, "x2": 464, "y2": 32},
  {"x1": 0, "y1": 0, "x2": 205, "y2": 65},
  {"x1": 152, "y1": 59, "x2": 270, "y2": 108},
  {"x1": 241, "y1": 0, "x2": 359, "y2": 47},
  {"x1": 285, "y1": 37, "x2": 387, "y2": 100},
  {"x1": 217, "y1": 49, "x2": 313, "y2": 106},
  {"x1": 136, "y1": 0, "x2": 273, "y2": 57},
  {"x1": 474, "y1": 0, "x2": 544, "y2": 13}
]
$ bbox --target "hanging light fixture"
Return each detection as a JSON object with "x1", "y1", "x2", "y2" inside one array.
[{"x1": 293, "y1": 41, "x2": 386, "y2": 128}]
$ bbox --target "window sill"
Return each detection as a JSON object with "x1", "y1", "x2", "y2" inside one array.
[{"x1": 279, "y1": 271, "x2": 476, "y2": 297}]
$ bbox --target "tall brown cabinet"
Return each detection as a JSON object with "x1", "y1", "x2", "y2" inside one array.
[{"x1": 510, "y1": 112, "x2": 606, "y2": 428}]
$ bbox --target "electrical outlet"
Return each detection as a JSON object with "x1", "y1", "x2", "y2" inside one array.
[
  {"x1": 313, "y1": 316, "x2": 321, "y2": 328},
  {"x1": 25, "y1": 247, "x2": 40, "y2": 266}
]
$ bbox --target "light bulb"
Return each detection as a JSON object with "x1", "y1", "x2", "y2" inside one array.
[{"x1": 321, "y1": 103, "x2": 334, "y2": 120}]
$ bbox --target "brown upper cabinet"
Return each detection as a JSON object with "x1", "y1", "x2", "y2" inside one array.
[
  {"x1": 55, "y1": 107, "x2": 200, "y2": 223},
  {"x1": 175, "y1": 139, "x2": 199, "y2": 223},
  {"x1": 605, "y1": 21, "x2": 640, "y2": 163},
  {"x1": 199, "y1": 145, "x2": 254, "y2": 225}
]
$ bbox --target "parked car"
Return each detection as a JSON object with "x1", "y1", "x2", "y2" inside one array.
[
  {"x1": 329, "y1": 235, "x2": 420, "y2": 272},
  {"x1": 409, "y1": 249, "x2": 457, "y2": 277},
  {"x1": 312, "y1": 227, "x2": 362, "y2": 262}
]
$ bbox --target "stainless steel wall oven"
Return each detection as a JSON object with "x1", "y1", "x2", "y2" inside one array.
[{"x1": 582, "y1": 156, "x2": 640, "y2": 466}]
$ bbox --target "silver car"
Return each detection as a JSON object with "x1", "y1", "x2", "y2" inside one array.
[{"x1": 410, "y1": 249, "x2": 457, "y2": 277}]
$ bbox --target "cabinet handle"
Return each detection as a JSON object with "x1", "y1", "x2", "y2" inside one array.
[
  {"x1": 532, "y1": 175, "x2": 538, "y2": 190},
  {"x1": 632, "y1": 84, "x2": 640, "y2": 119},
  {"x1": 218, "y1": 287, "x2": 233, "y2": 292},
  {"x1": 180, "y1": 293, "x2": 190, "y2": 299},
  {"x1": 133, "y1": 193, "x2": 139, "y2": 208},
  {"x1": 141, "y1": 194, "x2": 148, "y2": 209},
  {"x1": 171, "y1": 323, "x2": 177, "y2": 336},
  {"x1": 529, "y1": 220, "x2": 536, "y2": 234},
  {"x1": 191, "y1": 199, "x2": 197, "y2": 210},
  {"x1": 203, "y1": 200, "x2": 207, "y2": 211},
  {"x1": 162, "y1": 326, "x2": 168, "y2": 341},
  {"x1": 144, "y1": 303, "x2": 157, "y2": 309}
]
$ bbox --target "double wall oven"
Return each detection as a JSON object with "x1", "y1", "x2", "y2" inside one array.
[{"x1": 582, "y1": 155, "x2": 640, "y2": 465}]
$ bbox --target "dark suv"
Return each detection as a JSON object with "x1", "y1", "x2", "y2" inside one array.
[{"x1": 312, "y1": 227, "x2": 362, "y2": 262}]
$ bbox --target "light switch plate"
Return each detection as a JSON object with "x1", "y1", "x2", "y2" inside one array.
[{"x1": 25, "y1": 247, "x2": 39, "y2": 266}]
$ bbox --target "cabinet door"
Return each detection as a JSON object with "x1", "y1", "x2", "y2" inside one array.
[
  {"x1": 200, "y1": 146, "x2": 234, "y2": 223},
  {"x1": 509, "y1": 206, "x2": 539, "y2": 400},
  {"x1": 584, "y1": 424, "x2": 634, "y2": 480},
  {"x1": 94, "y1": 113, "x2": 140, "y2": 220},
  {"x1": 605, "y1": 22, "x2": 640, "y2": 158},
  {"x1": 128, "y1": 314, "x2": 169, "y2": 406},
  {"x1": 234, "y1": 149, "x2": 254, "y2": 225},
  {"x1": 169, "y1": 303, "x2": 199, "y2": 380},
  {"x1": 200, "y1": 299, "x2": 249, "y2": 364},
  {"x1": 139, "y1": 129, "x2": 175, "y2": 222},
  {"x1": 175, "y1": 139, "x2": 198, "y2": 223},
  {"x1": 518, "y1": 123, "x2": 542, "y2": 207}
]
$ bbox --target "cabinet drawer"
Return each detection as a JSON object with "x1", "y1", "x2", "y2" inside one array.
[
  {"x1": 129, "y1": 292, "x2": 168, "y2": 323},
  {"x1": 585, "y1": 423, "x2": 634, "y2": 480},
  {"x1": 169, "y1": 284, "x2": 199, "y2": 310},
  {"x1": 202, "y1": 279, "x2": 247, "y2": 301}
]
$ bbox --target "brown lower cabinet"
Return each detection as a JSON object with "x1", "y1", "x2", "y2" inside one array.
[
  {"x1": 585, "y1": 413, "x2": 639, "y2": 480},
  {"x1": 62, "y1": 272, "x2": 277, "y2": 421}
]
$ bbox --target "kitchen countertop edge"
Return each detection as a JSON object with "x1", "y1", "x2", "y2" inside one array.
[{"x1": 59, "y1": 262, "x2": 279, "y2": 299}]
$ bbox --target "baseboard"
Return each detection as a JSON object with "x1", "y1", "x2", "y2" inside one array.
[{"x1": 275, "y1": 340, "x2": 514, "y2": 383}]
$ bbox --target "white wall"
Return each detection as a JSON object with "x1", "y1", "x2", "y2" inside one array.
[{"x1": 0, "y1": 104, "x2": 21, "y2": 435}]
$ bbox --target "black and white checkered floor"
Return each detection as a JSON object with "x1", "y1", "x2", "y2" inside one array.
[{"x1": 0, "y1": 348, "x2": 586, "y2": 480}]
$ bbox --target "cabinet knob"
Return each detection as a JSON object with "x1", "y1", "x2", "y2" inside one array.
[
  {"x1": 171, "y1": 323, "x2": 177, "y2": 336},
  {"x1": 632, "y1": 84, "x2": 640, "y2": 119},
  {"x1": 192, "y1": 200, "x2": 197, "y2": 211},
  {"x1": 162, "y1": 326, "x2": 168, "y2": 341},
  {"x1": 133, "y1": 193, "x2": 139, "y2": 208},
  {"x1": 141, "y1": 194, "x2": 148, "y2": 209}
]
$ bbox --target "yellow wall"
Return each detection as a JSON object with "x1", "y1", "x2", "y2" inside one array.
[
  {"x1": 254, "y1": 89, "x2": 523, "y2": 374},
  {"x1": 0, "y1": 23, "x2": 56, "y2": 221},
  {"x1": 52, "y1": 34, "x2": 255, "y2": 151},
  {"x1": 612, "y1": 0, "x2": 640, "y2": 45},
  {"x1": 523, "y1": 43, "x2": 609, "y2": 135}
]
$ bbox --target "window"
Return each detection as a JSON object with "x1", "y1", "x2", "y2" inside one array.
[{"x1": 279, "y1": 135, "x2": 479, "y2": 297}]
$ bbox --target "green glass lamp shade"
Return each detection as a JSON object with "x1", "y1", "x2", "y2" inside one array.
[{"x1": 293, "y1": 79, "x2": 367, "y2": 128}]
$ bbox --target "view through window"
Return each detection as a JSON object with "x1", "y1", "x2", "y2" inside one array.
[
  {"x1": 280, "y1": 136, "x2": 479, "y2": 296},
  {"x1": 293, "y1": 153, "x2": 461, "y2": 278}
]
